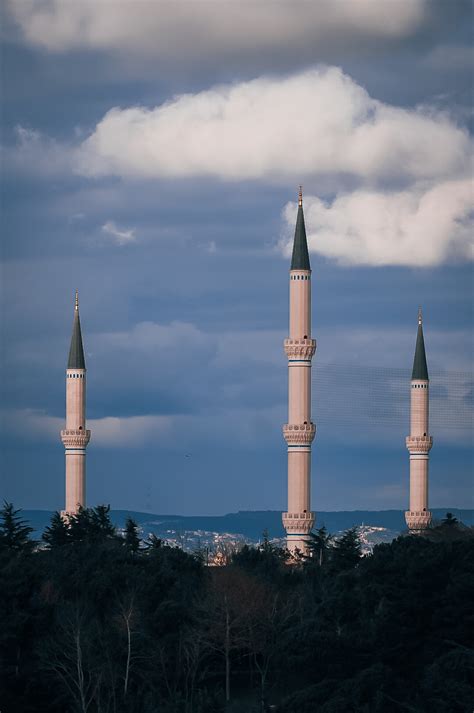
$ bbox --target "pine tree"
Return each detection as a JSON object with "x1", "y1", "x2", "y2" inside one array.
[
  {"x1": 67, "y1": 505, "x2": 93, "y2": 542},
  {"x1": 43, "y1": 511, "x2": 70, "y2": 548},
  {"x1": 145, "y1": 532, "x2": 162, "y2": 550},
  {"x1": 331, "y1": 527, "x2": 362, "y2": 570},
  {"x1": 307, "y1": 526, "x2": 332, "y2": 566},
  {"x1": 124, "y1": 517, "x2": 140, "y2": 553},
  {"x1": 68, "y1": 505, "x2": 117, "y2": 543},
  {"x1": 0, "y1": 502, "x2": 34, "y2": 553},
  {"x1": 442, "y1": 512, "x2": 458, "y2": 526},
  {"x1": 91, "y1": 504, "x2": 116, "y2": 538}
]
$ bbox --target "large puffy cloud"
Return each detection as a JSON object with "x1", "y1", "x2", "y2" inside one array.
[
  {"x1": 283, "y1": 179, "x2": 473, "y2": 267},
  {"x1": 8, "y1": 0, "x2": 426, "y2": 57},
  {"x1": 75, "y1": 67, "x2": 470, "y2": 182}
]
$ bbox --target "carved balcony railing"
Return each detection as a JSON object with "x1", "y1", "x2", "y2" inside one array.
[
  {"x1": 283, "y1": 423, "x2": 316, "y2": 445},
  {"x1": 282, "y1": 511, "x2": 315, "y2": 534},
  {"x1": 405, "y1": 510, "x2": 432, "y2": 530},
  {"x1": 406, "y1": 436, "x2": 433, "y2": 453},
  {"x1": 284, "y1": 338, "x2": 316, "y2": 360},
  {"x1": 60, "y1": 429, "x2": 91, "y2": 448}
]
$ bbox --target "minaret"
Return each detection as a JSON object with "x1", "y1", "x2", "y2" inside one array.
[
  {"x1": 405, "y1": 308, "x2": 432, "y2": 532},
  {"x1": 60, "y1": 291, "x2": 91, "y2": 515},
  {"x1": 282, "y1": 188, "x2": 316, "y2": 554}
]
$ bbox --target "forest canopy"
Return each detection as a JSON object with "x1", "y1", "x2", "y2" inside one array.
[{"x1": 0, "y1": 503, "x2": 472, "y2": 713}]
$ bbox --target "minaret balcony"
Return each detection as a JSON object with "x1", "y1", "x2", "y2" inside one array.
[
  {"x1": 282, "y1": 511, "x2": 315, "y2": 534},
  {"x1": 405, "y1": 510, "x2": 432, "y2": 530},
  {"x1": 284, "y1": 338, "x2": 316, "y2": 359},
  {"x1": 61, "y1": 429, "x2": 91, "y2": 448},
  {"x1": 283, "y1": 423, "x2": 316, "y2": 445},
  {"x1": 406, "y1": 436, "x2": 432, "y2": 453}
]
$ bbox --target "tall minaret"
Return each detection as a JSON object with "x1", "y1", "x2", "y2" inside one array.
[
  {"x1": 405, "y1": 308, "x2": 432, "y2": 532},
  {"x1": 60, "y1": 291, "x2": 91, "y2": 515},
  {"x1": 282, "y1": 188, "x2": 316, "y2": 554}
]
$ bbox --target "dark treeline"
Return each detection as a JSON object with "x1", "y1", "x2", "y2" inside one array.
[{"x1": 0, "y1": 503, "x2": 473, "y2": 713}]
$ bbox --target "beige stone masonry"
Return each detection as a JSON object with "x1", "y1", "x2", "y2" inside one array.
[
  {"x1": 61, "y1": 429, "x2": 91, "y2": 448},
  {"x1": 284, "y1": 338, "x2": 317, "y2": 359},
  {"x1": 405, "y1": 511, "x2": 432, "y2": 530},
  {"x1": 406, "y1": 435, "x2": 432, "y2": 453},
  {"x1": 282, "y1": 511, "x2": 315, "y2": 534},
  {"x1": 283, "y1": 423, "x2": 316, "y2": 445}
]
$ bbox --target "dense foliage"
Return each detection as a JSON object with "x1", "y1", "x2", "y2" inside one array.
[{"x1": 0, "y1": 504, "x2": 472, "y2": 712}]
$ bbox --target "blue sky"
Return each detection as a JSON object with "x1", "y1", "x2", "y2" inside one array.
[{"x1": 1, "y1": 0, "x2": 472, "y2": 515}]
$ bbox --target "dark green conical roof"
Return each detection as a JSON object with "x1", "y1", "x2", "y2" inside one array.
[
  {"x1": 290, "y1": 190, "x2": 311, "y2": 271},
  {"x1": 67, "y1": 292, "x2": 86, "y2": 369},
  {"x1": 412, "y1": 309, "x2": 428, "y2": 380}
]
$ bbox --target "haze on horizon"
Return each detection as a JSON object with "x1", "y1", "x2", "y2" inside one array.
[{"x1": 1, "y1": 0, "x2": 472, "y2": 515}]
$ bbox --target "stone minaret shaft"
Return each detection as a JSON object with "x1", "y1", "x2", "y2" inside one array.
[
  {"x1": 282, "y1": 189, "x2": 316, "y2": 553},
  {"x1": 60, "y1": 291, "x2": 91, "y2": 515},
  {"x1": 405, "y1": 308, "x2": 432, "y2": 531}
]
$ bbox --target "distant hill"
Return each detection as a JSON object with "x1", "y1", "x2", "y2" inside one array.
[{"x1": 21, "y1": 508, "x2": 473, "y2": 540}]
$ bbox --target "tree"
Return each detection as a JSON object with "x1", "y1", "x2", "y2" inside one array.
[
  {"x1": 232, "y1": 540, "x2": 289, "y2": 580},
  {"x1": 245, "y1": 583, "x2": 294, "y2": 711},
  {"x1": 442, "y1": 512, "x2": 458, "y2": 526},
  {"x1": 331, "y1": 527, "x2": 362, "y2": 571},
  {"x1": 123, "y1": 517, "x2": 141, "y2": 553},
  {"x1": 43, "y1": 512, "x2": 70, "y2": 548},
  {"x1": 203, "y1": 568, "x2": 255, "y2": 703},
  {"x1": 40, "y1": 603, "x2": 104, "y2": 713},
  {"x1": 0, "y1": 502, "x2": 34, "y2": 553},
  {"x1": 307, "y1": 526, "x2": 332, "y2": 566},
  {"x1": 144, "y1": 532, "x2": 162, "y2": 550},
  {"x1": 90, "y1": 505, "x2": 116, "y2": 538},
  {"x1": 67, "y1": 505, "x2": 117, "y2": 544}
]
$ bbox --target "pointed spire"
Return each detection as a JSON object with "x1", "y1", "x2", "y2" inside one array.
[
  {"x1": 67, "y1": 291, "x2": 86, "y2": 369},
  {"x1": 291, "y1": 186, "x2": 311, "y2": 270},
  {"x1": 412, "y1": 307, "x2": 428, "y2": 380}
]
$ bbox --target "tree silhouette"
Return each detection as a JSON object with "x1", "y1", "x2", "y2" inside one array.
[
  {"x1": 123, "y1": 517, "x2": 141, "y2": 553},
  {"x1": 307, "y1": 526, "x2": 332, "y2": 566},
  {"x1": 67, "y1": 505, "x2": 117, "y2": 543},
  {"x1": 0, "y1": 502, "x2": 34, "y2": 553},
  {"x1": 1, "y1": 513, "x2": 472, "y2": 711},
  {"x1": 43, "y1": 512, "x2": 70, "y2": 548},
  {"x1": 331, "y1": 527, "x2": 362, "y2": 570},
  {"x1": 442, "y1": 512, "x2": 458, "y2": 526}
]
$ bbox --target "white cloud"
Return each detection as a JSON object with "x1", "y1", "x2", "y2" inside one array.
[
  {"x1": 74, "y1": 67, "x2": 470, "y2": 184},
  {"x1": 7, "y1": 0, "x2": 426, "y2": 57},
  {"x1": 282, "y1": 180, "x2": 473, "y2": 267},
  {"x1": 101, "y1": 220, "x2": 136, "y2": 245}
]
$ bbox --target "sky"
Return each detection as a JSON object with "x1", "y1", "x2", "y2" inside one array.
[{"x1": 1, "y1": 0, "x2": 472, "y2": 516}]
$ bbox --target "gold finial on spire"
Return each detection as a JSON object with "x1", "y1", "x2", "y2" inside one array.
[
  {"x1": 75, "y1": 289, "x2": 79, "y2": 311},
  {"x1": 298, "y1": 185, "x2": 303, "y2": 207},
  {"x1": 418, "y1": 306, "x2": 422, "y2": 325}
]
